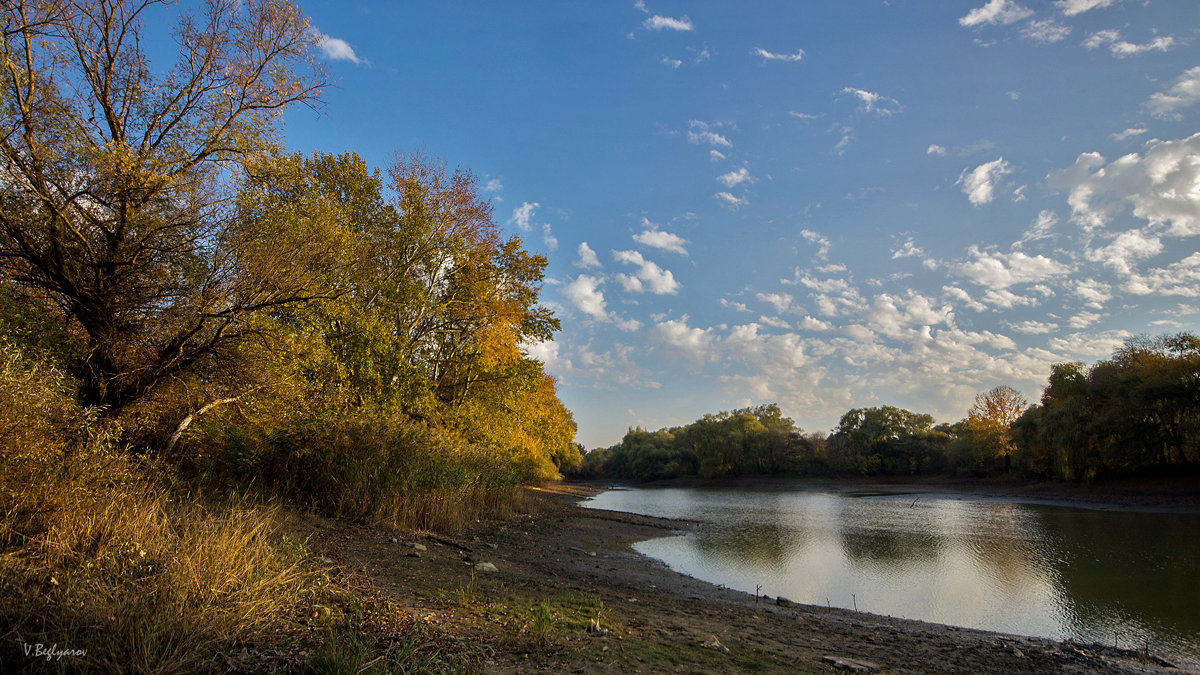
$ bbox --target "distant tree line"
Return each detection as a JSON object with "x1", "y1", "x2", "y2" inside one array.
[{"x1": 576, "y1": 332, "x2": 1200, "y2": 482}]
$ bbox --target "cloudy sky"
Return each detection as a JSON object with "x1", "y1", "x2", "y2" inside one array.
[{"x1": 289, "y1": 0, "x2": 1200, "y2": 448}]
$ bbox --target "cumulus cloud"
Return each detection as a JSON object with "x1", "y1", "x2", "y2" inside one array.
[
  {"x1": 575, "y1": 242, "x2": 601, "y2": 269},
  {"x1": 959, "y1": 0, "x2": 1034, "y2": 27},
  {"x1": 958, "y1": 158, "x2": 1012, "y2": 206},
  {"x1": 954, "y1": 246, "x2": 1072, "y2": 289},
  {"x1": 633, "y1": 219, "x2": 689, "y2": 255},
  {"x1": 841, "y1": 88, "x2": 902, "y2": 115},
  {"x1": 643, "y1": 15, "x2": 693, "y2": 31},
  {"x1": 1083, "y1": 30, "x2": 1175, "y2": 57},
  {"x1": 752, "y1": 47, "x2": 805, "y2": 62},
  {"x1": 944, "y1": 286, "x2": 988, "y2": 312},
  {"x1": 1049, "y1": 132, "x2": 1200, "y2": 236},
  {"x1": 563, "y1": 275, "x2": 609, "y2": 321},
  {"x1": 508, "y1": 202, "x2": 557, "y2": 249},
  {"x1": 314, "y1": 31, "x2": 368, "y2": 65},
  {"x1": 1056, "y1": 0, "x2": 1119, "y2": 15},
  {"x1": 1087, "y1": 230, "x2": 1163, "y2": 276},
  {"x1": 510, "y1": 202, "x2": 538, "y2": 231},
  {"x1": 927, "y1": 144, "x2": 948, "y2": 156},
  {"x1": 687, "y1": 120, "x2": 732, "y2": 148},
  {"x1": 612, "y1": 249, "x2": 681, "y2": 294},
  {"x1": 651, "y1": 316, "x2": 712, "y2": 362},
  {"x1": 1074, "y1": 279, "x2": 1113, "y2": 308},
  {"x1": 800, "y1": 230, "x2": 832, "y2": 260},
  {"x1": 716, "y1": 167, "x2": 756, "y2": 188},
  {"x1": 891, "y1": 239, "x2": 924, "y2": 259},
  {"x1": 1009, "y1": 320, "x2": 1059, "y2": 334},
  {"x1": 756, "y1": 292, "x2": 793, "y2": 314},
  {"x1": 1144, "y1": 67, "x2": 1200, "y2": 119},
  {"x1": 660, "y1": 56, "x2": 682, "y2": 69},
  {"x1": 714, "y1": 191, "x2": 748, "y2": 208},
  {"x1": 1123, "y1": 253, "x2": 1200, "y2": 297},
  {"x1": 1021, "y1": 20, "x2": 1071, "y2": 43},
  {"x1": 482, "y1": 177, "x2": 503, "y2": 193}
]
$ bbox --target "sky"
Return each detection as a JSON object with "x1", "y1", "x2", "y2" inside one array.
[{"x1": 283, "y1": 0, "x2": 1200, "y2": 449}]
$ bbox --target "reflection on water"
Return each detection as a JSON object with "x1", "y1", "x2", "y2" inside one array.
[{"x1": 585, "y1": 487, "x2": 1200, "y2": 666}]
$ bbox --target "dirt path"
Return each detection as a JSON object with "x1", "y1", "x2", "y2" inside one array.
[{"x1": 312, "y1": 484, "x2": 1193, "y2": 674}]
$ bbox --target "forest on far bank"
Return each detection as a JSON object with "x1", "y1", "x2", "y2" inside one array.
[{"x1": 575, "y1": 332, "x2": 1200, "y2": 483}]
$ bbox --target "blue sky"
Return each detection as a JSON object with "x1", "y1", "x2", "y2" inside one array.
[{"x1": 285, "y1": 0, "x2": 1200, "y2": 448}]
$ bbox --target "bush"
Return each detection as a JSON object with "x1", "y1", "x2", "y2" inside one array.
[{"x1": 202, "y1": 414, "x2": 523, "y2": 531}]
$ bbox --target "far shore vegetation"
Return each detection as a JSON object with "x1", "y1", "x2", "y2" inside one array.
[
  {"x1": 0, "y1": 1, "x2": 1196, "y2": 673},
  {"x1": 575, "y1": 332, "x2": 1200, "y2": 484}
]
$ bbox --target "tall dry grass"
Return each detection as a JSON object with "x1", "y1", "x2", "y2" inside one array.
[{"x1": 0, "y1": 343, "x2": 324, "y2": 672}]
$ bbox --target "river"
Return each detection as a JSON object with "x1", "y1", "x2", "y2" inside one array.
[{"x1": 584, "y1": 486, "x2": 1200, "y2": 667}]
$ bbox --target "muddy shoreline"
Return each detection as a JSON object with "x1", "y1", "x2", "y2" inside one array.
[{"x1": 317, "y1": 478, "x2": 1198, "y2": 673}]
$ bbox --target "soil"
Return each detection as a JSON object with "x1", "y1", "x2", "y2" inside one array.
[{"x1": 312, "y1": 479, "x2": 1199, "y2": 674}]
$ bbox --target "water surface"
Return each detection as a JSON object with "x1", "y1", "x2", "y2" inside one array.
[{"x1": 585, "y1": 487, "x2": 1200, "y2": 666}]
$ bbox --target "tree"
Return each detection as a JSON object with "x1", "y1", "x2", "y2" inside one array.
[
  {"x1": 0, "y1": 0, "x2": 325, "y2": 414},
  {"x1": 963, "y1": 385, "x2": 1028, "y2": 472}
]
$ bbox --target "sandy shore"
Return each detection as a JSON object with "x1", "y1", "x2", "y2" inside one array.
[{"x1": 313, "y1": 479, "x2": 1197, "y2": 674}]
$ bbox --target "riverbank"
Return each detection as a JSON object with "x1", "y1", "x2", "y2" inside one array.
[{"x1": 312, "y1": 482, "x2": 1195, "y2": 674}]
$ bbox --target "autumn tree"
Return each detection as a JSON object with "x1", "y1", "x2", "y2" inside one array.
[
  {"x1": 0, "y1": 0, "x2": 325, "y2": 414},
  {"x1": 963, "y1": 385, "x2": 1028, "y2": 473}
]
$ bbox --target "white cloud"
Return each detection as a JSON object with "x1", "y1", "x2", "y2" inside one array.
[
  {"x1": 508, "y1": 202, "x2": 557, "y2": 249},
  {"x1": 720, "y1": 298, "x2": 751, "y2": 313},
  {"x1": 633, "y1": 0, "x2": 648, "y2": 13},
  {"x1": 954, "y1": 246, "x2": 1072, "y2": 289},
  {"x1": 1145, "y1": 67, "x2": 1200, "y2": 119},
  {"x1": 756, "y1": 292, "x2": 793, "y2": 314},
  {"x1": 1056, "y1": 0, "x2": 1118, "y2": 15},
  {"x1": 752, "y1": 47, "x2": 805, "y2": 62},
  {"x1": 1083, "y1": 30, "x2": 1176, "y2": 57},
  {"x1": 959, "y1": 0, "x2": 1034, "y2": 27},
  {"x1": 315, "y1": 31, "x2": 368, "y2": 65},
  {"x1": 709, "y1": 150, "x2": 727, "y2": 162},
  {"x1": 841, "y1": 88, "x2": 902, "y2": 115},
  {"x1": 958, "y1": 158, "x2": 1012, "y2": 206},
  {"x1": 633, "y1": 220, "x2": 689, "y2": 255},
  {"x1": 800, "y1": 230, "x2": 832, "y2": 260},
  {"x1": 1074, "y1": 279, "x2": 1113, "y2": 308},
  {"x1": 759, "y1": 316, "x2": 792, "y2": 330},
  {"x1": 575, "y1": 242, "x2": 601, "y2": 269},
  {"x1": 652, "y1": 316, "x2": 712, "y2": 362},
  {"x1": 1123, "y1": 253, "x2": 1200, "y2": 297},
  {"x1": 891, "y1": 239, "x2": 924, "y2": 259},
  {"x1": 1014, "y1": 210, "x2": 1058, "y2": 249},
  {"x1": 612, "y1": 249, "x2": 681, "y2": 294},
  {"x1": 643, "y1": 15, "x2": 693, "y2": 31},
  {"x1": 1049, "y1": 132, "x2": 1200, "y2": 236},
  {"x1": 510, "y1": 202, "x2": 539, "y2": 231},
  {"x1": 1087, "y1": 230, "x2": 1163, "y2": 276},
  {"x1": 714, "y1": 191, "x2": 747, "y2": 208},
  {"x1": 687, "y1": 120, "x2": 732, "y2": 148},
  {"x1": 800, "y1": 316, "x2": 834, "y2": 331},
  {"x1": 944, "y1": 286, "x2": 988, "y2": 312},
  {"x1": 1066, "y1": 311, "x2": 1103, "y2": 329},
  {"x1": 482, "y1": 177, "x2": 503, "y2": 193},
  {"x1": 563, "y1": 275, "x2": 610, "y2": 321},
  {"x1": 927, "y1": 144, "x2": 948, "y2": 156},
  {"x1": 1021, "y1": 20, "x2": 1071, "y2": 43},
  {"x1": 981, "y1": 288, "x2": 1038, "y2": 309},
  {"x1": 1111, "y1": 127, "x2": 1148, "y2": 142},
  {"x1": 716, "y1": 167, "x2": 756, "y2": 188},
  {"x1": 660, "y1": 56, "x2": 682, "y2": 69},
  {"x1": 1009, "y1": 320, "x2": 1059, "y2": 334}
]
